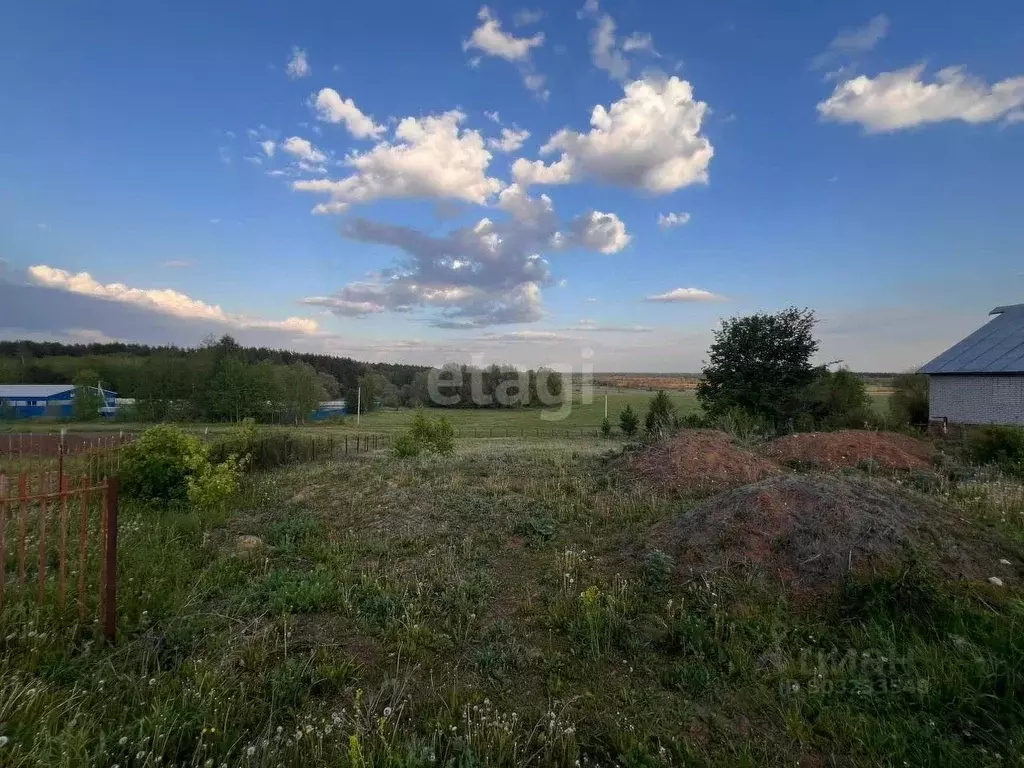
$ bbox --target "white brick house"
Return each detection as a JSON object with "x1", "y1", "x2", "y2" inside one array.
[{"x1": 919, "y1": 305, "x2": 1024, "y2": 426}]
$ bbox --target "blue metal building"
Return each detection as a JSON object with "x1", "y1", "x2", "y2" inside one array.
[{"x1": 0, "y1": 384, "x2": 117, "y2": 420}]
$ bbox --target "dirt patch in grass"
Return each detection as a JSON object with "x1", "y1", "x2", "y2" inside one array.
[
  {"x1": 629, "y1": 430, "x2": 782, "y2": 494},
  {"x1": 652, "y1": 473, "x2": 1020, "y2": 592},
  {"x1": 766, "y1": 430, "x2": 934, "y2": 471}
]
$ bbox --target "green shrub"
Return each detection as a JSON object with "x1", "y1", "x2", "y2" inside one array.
[
  {"x1": 207, "y1": 424, "x2": 324, "y2": 471},
  {"x1": 618, "y1": 405, "x2": 639, "y2": 437},
  {"x1": 968, "y1": 425, "x2": 1024, "y2": 473},
  {"x1": 121, "y1": 425, "x2": 241, "y2": 509},
  {"x1": 121, "y1": 425, "x2": 207, "y2": 502},
  {"x1": 392, "y1": 410, "x2": 455, "y2": 458},
  {"x1": 644, "y1": 390, "x2": 677, "y2": 438},
  {"x1": 889, "y1": 373, "x2": 929, "y2": 426},
  {"x1": 714, "y1": 407, "x2": 771, "y2": 445},
  {"x1": 804, "y1": 367, "x2": 872, "y2": 429},
  {"x1": 599, "y1": 417, "x2": 612, "y2": 438}
]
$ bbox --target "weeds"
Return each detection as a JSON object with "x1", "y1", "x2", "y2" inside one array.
[{"x1": 2, "y1": 438, "x2": 1023, "y2": 766}]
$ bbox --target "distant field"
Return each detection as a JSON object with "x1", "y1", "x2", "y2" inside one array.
[{"x1": 0, "y1": 386, "x2": 893, "y2": 438}]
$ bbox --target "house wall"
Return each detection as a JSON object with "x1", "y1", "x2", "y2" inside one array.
[{"x1": 929, "y1": 375, "x2": 1024, "y2": 426}]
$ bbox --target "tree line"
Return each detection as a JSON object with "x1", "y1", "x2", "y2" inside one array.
[{"x1": 0, "y1": 336, "x2": 564, "y2": 422}]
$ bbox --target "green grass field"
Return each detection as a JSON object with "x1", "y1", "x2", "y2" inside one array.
[
  {"x1": 0, "y1": 388, "x2": 893, "y2": 438},
  {"x1": 1, "y1": 436, "x2": 1021, "y2": 766}
]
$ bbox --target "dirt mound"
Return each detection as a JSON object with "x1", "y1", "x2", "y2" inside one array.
[
  {"x1": 651, "y1": 474, "x2": 1018, "y2": 592},
  {"x1": 630, "y1": 430, "x2": 782, "y2": 494},
  {"x1": 766, "y1": 430, "x2": 934, "y2": 471}
]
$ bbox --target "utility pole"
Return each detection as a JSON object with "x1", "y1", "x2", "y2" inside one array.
[
  {"x1": 356, "y1": 386, "x2": 361, "y2": 426},
  {"x1": 604, "y1": 393, "x2": 608, "y2": 420}
]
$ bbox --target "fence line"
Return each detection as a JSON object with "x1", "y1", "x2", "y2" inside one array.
[{"x1": 0, "y1": 470, "x2": 118, "y2": 642}]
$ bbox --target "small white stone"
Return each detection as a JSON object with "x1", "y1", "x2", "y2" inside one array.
[
  {"x1": 999, "y1": 559, "x2": 1012, "y2": 566},
  {"x1": 988, "y1": 576, "x2": 1004, "y2": 587}
]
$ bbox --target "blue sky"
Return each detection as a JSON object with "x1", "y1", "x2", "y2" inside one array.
[{"x1": 1, "y1": 0, "x2": 1022, "y2": 371}]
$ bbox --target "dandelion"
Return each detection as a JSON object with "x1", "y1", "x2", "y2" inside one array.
[
  {"x1": 0, "y1": 736, "x2": 8, "y2": 747},
  {"x1": 119, "y1": 736, "x2": 128, "y2": 745},
  {"x1": 383, "y1": 706, "x2": 393, "y2": 717},
  {"x1": 149, "y1": 678, "x2": 156, "y2": 686},
  {"x1": 246, "y1": 745, "x2": 256, "y2": 756}
]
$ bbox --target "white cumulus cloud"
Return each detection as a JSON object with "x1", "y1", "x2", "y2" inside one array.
[
  {"x1": 464, "y1": 6, "x2": 548, "y2": 98},
  {"x1": 293, "y1": 110, "x2": 504, "y2": 212},
  {"x1": 286, "y1": 46, "x2": 311, "y2": 79},
  {"x1": 645, "y1": 287, "x2": 726, "y2": 303},
  {"x1": 512, "y1": 76, "x2": 713, "y2": 192},
  {"x1": 487, "y1": 127, "x2": 530, "y2": 152},
  {"x1": 27, "y1": 265, "x2": 320, "y2": 334},
  {"x1": 281, "y1": 136, "x2": 327, "y2": 165},
  {"x1": 658, "y1": 211, "x2": 691, "y2": 230},
  {"x1": 579, "y1": 0, "x2": 658, "y2": 82},
  {"x1": 301, "y1": 184, "x2": 629, "y2": 327},
  {"x1": 464, "y1": 5, "x2": 544, "y2": 62},
  {"x1": 313, "y1": 88, "x2": 386, "y2": 139},
  {"x1": 818, "y1": 65, "x2": 1024, "y2": 132},
  {"x1": 260, "y1": 140, "x2": 276, "y2": 157}
]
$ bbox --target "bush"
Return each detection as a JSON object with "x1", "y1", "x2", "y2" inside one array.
[
  {"x1": 121, "y1": 425, "x2": 207, "y2": 502},
  {"x1": 804, "y1": 367, "x2": 872, "y2": 430},
  {"x1": 392, "y1": 410, "x2": 455, "y2": 458},
  {"x1": 618, "y1": 405, "x2": 639, "y2": 437},
  {"x1": 889, "y1": 373, "x2": 929, "y2": 426},
  {"x1": 208, "y1": 424, "x2": 321, "y2": 471},
  {"x1": 121, "y1": 425, "x2": 241, "y2": 509},
  {"x1": 644, "y1": 391, "x2": 677, "y2": 438},
  {"x1": 968, "y1": 426, "x2": 1024, "y2": 473},
  {"x1": 713, "y1": 407, "x2": 771, "y2": 445},
  {"x1": 599, "y1": 417, "x2": 612, "y2": 438}
]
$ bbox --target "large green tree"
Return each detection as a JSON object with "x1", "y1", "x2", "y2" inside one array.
[{"x1": 697, "y1": 307, "x2": 818, "y2": 426}]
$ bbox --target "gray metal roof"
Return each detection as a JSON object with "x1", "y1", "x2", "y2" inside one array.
[
  {"x1": 0, "y1": 384, "x2": 77, "y2": 399},
  {"x1": 919, "y1": 304, "x2": 1024, "y2": 375}
]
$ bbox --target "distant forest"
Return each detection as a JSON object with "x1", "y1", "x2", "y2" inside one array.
[
  {"x1": 0, "y1": 337, "x2": 564, "y2": 422},
  {"x1": 0, "y1": 336, "x2": 427, "y2": 422}
]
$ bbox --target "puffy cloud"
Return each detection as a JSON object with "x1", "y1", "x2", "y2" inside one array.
[
  {"x1": 621, "y1": 32, "x2": 655, "y2": 54},
  {"x1": 463, "y1": 6, "x2": 548, "y2": 98},
  {"x1": 484, "y1": 110, "x2": 501, "y2": 123},
  {"x1": 810, "y1": 15, "x2": 889, "y2": 72},
  {"x1": 578, "y1": 0, "x2": 658, "y2": 82},
  {"x1": 658, "y1": 211, "x2": 691, "y2": 229},
  {"x1": 286, "y1": 46, "x2": 311, "y2": 79},
  {"x1": 645, "y1": 287, "x2": 726, "y2": 302},
  {"x1": 292, "y1": 110, "x2": 504, "y2": 212},
  {"x1": 564, "y1": 211, "x2": 630, "y2": 254},
  {"x1": 302, "y1": 185, "x2": 629, "y2": 327},
  {"x1": 26, "y1": 265, "x2": 320, "y2": 334},
  {"x1": 312, "y1": 88, "x2": 386, "y2": 139},
  {"x1": 464, "y1": 6, "x2": 543, "y2": 62},
  {"x1": 280, "y1": 136, "x2": 328, "y2": 172},
  {"x1": 487, "y1": 127, "x2": 530, "y2": 152},
  {"x1": 512, "y1": 76, "x2": 713, "y2": 192},
  {"x1": 260, "y1": 140, "x2": 276, "y2": 157},
  {"x1": 590, "y1": 13, "x2": 630, "y2": 81},
  {"x1": 817, "y1": 65, "x2": 1024, "y2": 132}
]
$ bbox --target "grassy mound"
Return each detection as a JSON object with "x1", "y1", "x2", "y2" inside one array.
[{"x1": 652, "y1": 473, "x2": 1020, "y2": 592}]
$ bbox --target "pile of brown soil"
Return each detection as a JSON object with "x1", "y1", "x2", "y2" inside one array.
[
  {"x1": 651, "y1": 474, "x2": 1018, "y2": 592},
  {"x1": 630, "y1": 430, "x2": 782, "y2": 494},
  {"x1": 766, "y1": 430, "x2": 934, "y2": 471}
]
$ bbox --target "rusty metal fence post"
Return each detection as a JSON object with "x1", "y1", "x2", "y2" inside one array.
[{"x1": 102, "y1": 476, "x2": 119, "y2": 643}]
